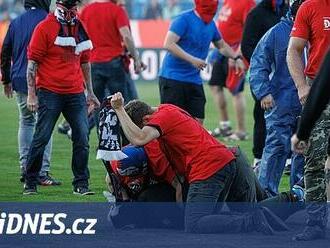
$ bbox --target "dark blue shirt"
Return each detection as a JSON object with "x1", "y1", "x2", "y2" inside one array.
[
  {"x1": 159, "y1": 10, "x2": 221, "y2": 85},
  {"x1": 1, "y1": 8, "x2": 47, "y2": 93}
]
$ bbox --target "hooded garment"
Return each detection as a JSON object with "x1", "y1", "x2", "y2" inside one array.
[{"x1": 24, "y1": 0, "x2": 51, "y2": 12}]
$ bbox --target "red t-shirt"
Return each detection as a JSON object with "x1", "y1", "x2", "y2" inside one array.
[
  {"x1": 147, "y1": 104, "x2": 235, "y2": 184},
  {"x1": 144, "y1": 140, "x2": 175, "y2": 185},
  {"x1": 217, "y1": 0, "x2": 255, "y2": 46},
  {"x1": 80, "y1": 2, "x2": 130, "y2": 63},
  {"x1": 27, "y1": 14, "x2": 89, "y2": 94},
  {"x1": 291, "y1": 0, "x2": 330, "y2": 78}
]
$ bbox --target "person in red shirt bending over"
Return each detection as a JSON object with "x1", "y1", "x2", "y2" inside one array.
[
  {"x1": 208, "y1": 0, "x2": 255, "y2": 140},
  {"x1": 24, "y1": 0, "x2": 100, "y2": 196},
  {"x1": 287, "y1": 0, "x2": 330, "y2": 241},
  {"x1": 110, "y1": 92, "x2": 277, "y2": 234},
  {"x1": 80, "y1": 0, "x2": 144, "y2": 134}
]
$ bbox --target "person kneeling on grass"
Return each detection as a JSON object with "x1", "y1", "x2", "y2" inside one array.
[{"x1": 110, "y1": 92, "x2": 294, "y2": 234}]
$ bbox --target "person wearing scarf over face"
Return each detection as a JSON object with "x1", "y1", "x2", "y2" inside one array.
[
  {"x1": 23, "y1": 0, "x2": 100, "y2": 196},
  {"x1": 0, "y1": 0, "x2": 62, "y2": 186},
  {"x1": 159, "y1": 0, "x2": 245, "y2": 125}
]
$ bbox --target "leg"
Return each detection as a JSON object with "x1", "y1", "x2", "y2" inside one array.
[
  {"x1": 91, "y1": 63, "x2": 106, "y2": 136},
  {"x1": 159, "y1": 77, "x2": 186, "y2": 110},
  {"x1": 25, "y1": 90, "x2": 62, "y2": 187},
  {"x1": 185, "y1": 84, "x2": 206, "y2": 124},
  {"x1": 303, "y1": 105, "x2": 330, "y2": 228},
  {"x1": 290, "y1": 152, "x2": 305, "y2": 188},
  {"x1": 258, "y1": 107, "x2": 293, "y2": 196},
  {"x1": 251, "y1": 91, "x2": 266, "y2": 160},
  {"x1": 125, "y1": 72, "x2": 138, "y2": 101},
  {"x1": 185, "y1": 163, "x2": 237, "y2": 233},
  {"x1": 209, "y1": 85, "x2": 229, "y2": 123},
  {"x1": 16, "y1": 93, "x2": 37, "y2": 177},
  {"x1": 232, "y1": 92, "x2": 246, "y2": 134},
  {"x1": 326, "y1": 156, "x2": 330, "y2": 202},
  {"x1": 62, "y1": 93, "x2": 90, "y2": 188}
]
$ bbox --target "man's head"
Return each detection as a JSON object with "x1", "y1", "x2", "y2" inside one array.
[
  {"x1": 24, "y1": 0, "x2": 51, "y2": 12},
  {"x1": 124, "y1": 100, "x2": 153, "y2": 128},
  {"x1": 194, "y1": 0, "x2": 219, "y2": 24},
  {"x1": 55, "y1": 0, "x2": 80, "y2": 23}
]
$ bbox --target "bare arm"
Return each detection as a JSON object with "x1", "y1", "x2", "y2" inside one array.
[
  {"x1": 287, "y1": 37, "x2": 309, "y2": 104},
  {"x1": 171, "y1": 176, "x2": 183, "y2": 202},
  {"x1": 81, "y1": 62, "x2": 100, "y2": 110},
  {"x1": 111, "y1": 93, "x2": 160, "y2": 146},
  {"x1": 164, "y1": 31, "x2": 206, "y2": 70},
  {"x1": 119, "y1": 26, "x2": 139, "y2": 60},
  {"x1": 26, "y1": 60, "x2": 39, "y2": 112}
]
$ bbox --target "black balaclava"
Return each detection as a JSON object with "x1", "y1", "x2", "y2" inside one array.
[{"x1": 24, "y1": 0, "x2": 51, "y2": 12}]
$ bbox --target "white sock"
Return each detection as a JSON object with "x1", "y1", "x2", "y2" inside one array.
[
  {"x1": 253, "y1": 158, "x2": 261, "y2": 167},
  {"x1": 219, "y1": 121, "x2": 231, "y2": 129}
]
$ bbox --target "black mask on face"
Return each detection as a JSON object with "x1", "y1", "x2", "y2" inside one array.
[{"x1": 24, "y1": 0, "x2": 51, "y2": 12}]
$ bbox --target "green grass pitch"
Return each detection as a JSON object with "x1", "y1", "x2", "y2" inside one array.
[{"x1": 0, "y1": 82, "x2": 289, "y2": 202}]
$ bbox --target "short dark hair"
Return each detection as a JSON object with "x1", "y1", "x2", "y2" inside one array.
[{"x1": 124, "y1": 100, "x2": 153, "y2": 128}]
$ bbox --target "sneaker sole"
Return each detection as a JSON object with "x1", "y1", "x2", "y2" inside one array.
[
  {"x1": 23, "y1": 191, "x2": 38, "y2": 195},
  {"x1": 73, "y1": 191, "x2": 95, "y2": 196}
]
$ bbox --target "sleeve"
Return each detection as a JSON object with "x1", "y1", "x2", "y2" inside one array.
[
  {"x1": 27, "y1": 24, "x2": 48, "y2": 63},
  {"x1": 146, "y1": 109, "x2": 172, "y2": 136},
  {"x1": 145, "y1": 141, "x2": 175, "y2": 184},
  {"x1": 297, "y1": 50, "x2": 330, "y2": 141},
  {"x1": 242, "y1": 1, "x2": 255, "y2": 23},
  {"x1": 1, "y1": 24, "x2": 13, "y2": 84},
  {"x1": 241, "y1": 10, "x2": 259, "y2": 62},
  {"x1": 249, "y1": 28, "x2": 275, "y2": 100},
  {"x1": 116, "y1": 7, "x2": 130, "y2": 29},
  {"x1": 212, "y1": 21, "x2": 221, "y2": 42},
  {"x1": 290, "y1": 3, "x2": 310, "y2": 40},
  {"x1": 169, "y1": 15, "x2": 188, "y2": 37}
]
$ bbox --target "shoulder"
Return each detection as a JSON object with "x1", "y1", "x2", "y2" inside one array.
[{"x1": 34, "y1": 14, "x2": 58, "y2": 34}]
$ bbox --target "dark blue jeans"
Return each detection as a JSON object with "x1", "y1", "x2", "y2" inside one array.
[
  {"x1": 25, "y1": 89, "x2": 90, "y2": 187},
  {"x1": 185, "y1": 161, "x2": 246, "y2": 233},
  {"x1": 92, "y1": 57, "x2": 127, "y2": 135}
]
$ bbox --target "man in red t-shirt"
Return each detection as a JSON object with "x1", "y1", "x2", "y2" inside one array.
[
  {"x1": 208, "y1": 0, "x2": 255, "y2": 140},
  {"x1": 80, "y1": 0, "x2": 144, "y2": 134},
  {"x1": 109, "y1": 92, "x2": 275, "y2": 234},
  {"x1": 287, "y1": 0, "x2": 330, "y2": 241},
  {"x1": 24, "y1": 0, "x2": 100, "y2": 196}
]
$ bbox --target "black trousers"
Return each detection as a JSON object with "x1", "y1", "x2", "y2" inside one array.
[{"x1": 252, "y1": 91, "x2": 266, "y2": 159}]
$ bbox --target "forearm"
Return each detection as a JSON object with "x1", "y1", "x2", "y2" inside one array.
[
  {"x1": 81, "y1": 62, "x2": 93, "y2": 93},
  {"x1": 216, "y1": 39, "x2": 237, "y2": 59},
  {"x1": 166, "y1": 42, "x2": 196, "y2": 64},
  {"x1": 115, "y1": 107, "x2": 150, "y2": 146},
  {"x1": 123, "y1": 34, "x2": 139, "y2": 60},
  {"x1": 26, "y1": 60, "x2": 38, "y2": 95},
  {"x1": 287, "y1": 47, "x2": 307, "y2": 88}
]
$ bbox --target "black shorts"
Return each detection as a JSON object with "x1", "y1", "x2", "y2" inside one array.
[
  {"x1": 159, "y1": 77, "x2": 206, "y2": 119},
  {"x1": 209, "y1": 57, "x2": 245, "y2": 95},
  {"x1": 209, "y1": 57, "x2": 228, "y2": 88}
]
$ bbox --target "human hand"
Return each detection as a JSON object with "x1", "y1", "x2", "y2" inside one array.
[
  {"x1": 291, "y1": 134, "x2": 308, "y2": 154},
  {"x1": 27, "y1": 93, "x2": 38, "y2": 112},
  {"x1": 297, "y1": 84, "x2": 311, "y2": 105},
  {"x1": 86, "y1": 92, "x2": 100, "y2": 113},
  {"x1": 111, "y1": 92, "x2": 125, "y2": 110},
  {"x1": 191, "y1": 57, "x2": 207, "y2": 70},
  {"x1": 3, "y1": 83, "x2": 13, "y2": 98},
  {"x1": 261, "y1": 94, "x2": 275, "y2": 111},
  {"x1": 234, "y1": 58, "x2": 245, "y2": 75},
  {"x1": 134, "y1": 58, "x2": 147, "y2": 74}
]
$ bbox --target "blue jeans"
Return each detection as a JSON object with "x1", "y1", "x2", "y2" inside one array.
[
  {"x1": 92, "y1": 57, "x2": 128, "y2": 134},
  {"x1": 125, "y1": 72, "x2": 138, "y2": 102},
  {"x1": 25, "y1": 89, "x2": 90, "y2": 187},
  {"x1": 185, "y1": 161, "x2": 257, "y2": 233},
  {"x1": 16, "y1": 92, "x2": 52, "y2": 177}
]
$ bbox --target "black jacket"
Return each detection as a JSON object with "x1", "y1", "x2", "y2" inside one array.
[{"x1": 241, "y1": 0, "x2": 288, "y2": 62}]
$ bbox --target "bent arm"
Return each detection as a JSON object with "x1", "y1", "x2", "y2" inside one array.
[
  {"x1": 213, "y1": 39, "x2": 237, "y2": 59},
  {"x1": 115, "y1": 107, "x2": 160, "y2": 146},
  {"x1": 1, "y1": 28, "x2": 13, "y2": 84},
  {"x1": 26, "y1": 60, "x2": 38, "y2": 96},
  {"x1": 163, "y1": 31, "x2": 197, "y2": 64}
]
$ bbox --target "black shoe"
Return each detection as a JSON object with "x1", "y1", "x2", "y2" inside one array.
[
  {"x1": 38, "y1": 173, "x2": 62, "y2": 186},
  {"x1": 57, "y1": 123, "x2": 70, "y2": 135},
  {"x1": 20, "y1": 174, "x2": 25, "y2": 183},
  {"x1": 261, "y1": 207, "x2": 290, "y2": 231},
  {"x1": 23, "y1": 184, "x2": 37, "y2": 195},
  {"x1": 251, "y1": 209, "x2": 275, "y2": 235},
  {"x1": 73, "y1": 186, "x2": 95, "y2": 196},
  {"x1": 284, "y1": 164, "x2": 291, "y2": 176},
  {"x1": 293, "y1": 225, "x2": 326, "y2": 241}
]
